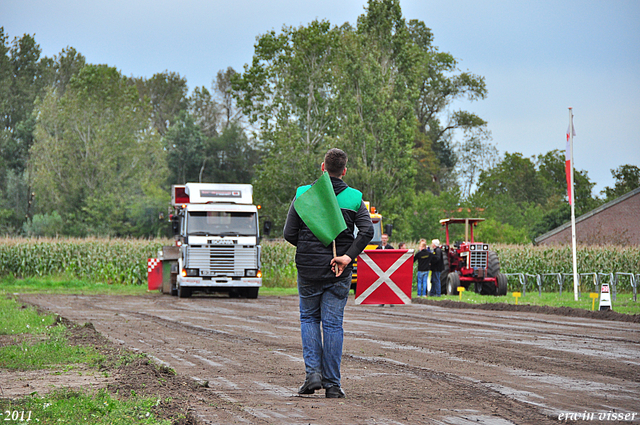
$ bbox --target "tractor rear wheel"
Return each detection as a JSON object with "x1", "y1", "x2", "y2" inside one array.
[
  {"x1": 446, "y1": 273, "x2": 460, "y2": 296},
  {"x1": 440, "y1": 252, "x2": 450, "y2": 288},
  {"x1": 487, "y1": 251, "x2": 500, "y2": 277},
  {"x1": 496, "y1": 273, "x2": 508, "y2": 296}
]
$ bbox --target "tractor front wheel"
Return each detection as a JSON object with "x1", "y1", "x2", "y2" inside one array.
[
  {"x1": 496, "y1": 273, "x2": 508, "y2": 296},
  {"x1": 446, "y1": 273, "x2": 460, "y2": 296}
]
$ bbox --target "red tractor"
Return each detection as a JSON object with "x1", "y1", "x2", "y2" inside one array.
[{"x1": 440, "y1": 218, "x2": 507, "y2": 296}]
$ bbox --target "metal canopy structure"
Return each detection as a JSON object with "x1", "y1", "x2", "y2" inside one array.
[{"x1": 439, "y1": 218, "x2": 485, "y2": 244}]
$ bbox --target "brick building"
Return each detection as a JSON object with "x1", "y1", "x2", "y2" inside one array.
[{"x1": 534, "y1": 187, "x2": 640, "y2": 246}]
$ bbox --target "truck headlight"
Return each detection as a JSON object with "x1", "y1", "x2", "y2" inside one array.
[
  {"x1": 184, "y1": 268, "x2": 199, "y2": 277},
  {"x1": 246, "y1": 269, "x2": 258, "y2": 277}
]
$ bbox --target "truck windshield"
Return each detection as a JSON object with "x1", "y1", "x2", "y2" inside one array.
[
  {"x1": 187, "y1": 211, "x2": 257, "y2": 236},
  {"x1": 353, "y1": 218, "x2": 382, "y2": 245}
]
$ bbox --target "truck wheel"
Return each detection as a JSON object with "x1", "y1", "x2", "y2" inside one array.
[
  {"x1": 170, "y1": 273, "x2": 178, "y2": 296},
  {"x1": 496, "y1": 273, "x2": 508, "y2": 296},
  {"x1": 242, "y1": 288, "x2": 259, "y2": 299},
  {"x1": 446, "y1": 273, "x2": 460, "y2": 296},
  {"x1": 178, "y1": 285, "x2": 192, "y2": 298},
  {"x1": 487, "y1": 251, "x2": 500, "y2": 277}
]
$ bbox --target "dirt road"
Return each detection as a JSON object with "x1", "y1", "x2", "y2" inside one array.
[{"x1": 15, "y1": 293, "x2": 640, "y2": 424}]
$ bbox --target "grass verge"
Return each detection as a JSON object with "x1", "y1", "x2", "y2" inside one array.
[
  {"x1": 0, "y1": 295, "x2": 182, "y2": 424},
  {"x1": 0, "y1": 388, "x2": 171, "y2": 425},
  {"x1": 421, "y1": 290, "x2": 640, "y2": 315},
  {"x1": 0, "y1": 275, "x2": 149, "y2": 296}
]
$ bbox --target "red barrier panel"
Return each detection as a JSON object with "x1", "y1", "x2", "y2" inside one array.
[
  {"x1": 148, "y1": 258, "x2": 162, "y2": 291},
  {"x1": 354, "y1": 249, "x2": 413, "y2": 305}
]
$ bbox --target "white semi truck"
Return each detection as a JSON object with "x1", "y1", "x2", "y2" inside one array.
[{"x1": 159, "y1": 183, "x2": 265, "y2": 299}]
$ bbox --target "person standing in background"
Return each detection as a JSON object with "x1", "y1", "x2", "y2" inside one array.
[
  {"x1": 429, "y1": 239, "x2": 443, "y2": 297},
  {"x1": 414, "y1": 239, "x2": 432, "y2": 298},
  {"x1": 377, "y1": 233, "x2": 394, "y2": 249}
]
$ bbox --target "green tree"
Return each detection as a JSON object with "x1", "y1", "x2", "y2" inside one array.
[
  {"x1": 30, "y1": 64, "x2": 167, "y2": 236},
  {"x1": 134, "y1": 71, "x2": 189, "y2": 136},
  {"x1": 190, "y1": 86, "x2": 220, "y2": 138},
  {"x1": 0, "y1": 29, "x2": 57, "y2": 234},
  {"x1": 475, "y1": 153, "x2": 544, "y2": 205},
  {"x1": 163, "y1": 111, "x2": 206, "y2": 185},
  {"x1": 536, "y1": 149, "x2": 597, "y2": 213},
  {"x1": 233, "y1": 0, "x2": 489, "y2": 235},
  {"x1": 602, "y1": 164, "x2": 640, "y2": 201},
  {"x1": 215, "y1": 67, "x2": 242, "y2": 129},
  {"x1": 336, "y1": 0, "x2": 417, "y2": 211},
  {"x1": 204, "y1": 123, "x2": 260, "y2": 184},
  {"x1": 404, "y1": 19, "x2": 488, "y2": 192},
  {"x1": 234, "y1": 19, "x2": 343, "y2": 225},
  {"x1": 0, "y1": 30, "x2": 50, "y2": 174}
]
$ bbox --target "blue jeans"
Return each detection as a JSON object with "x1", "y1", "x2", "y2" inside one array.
[
  {"x1": 429, "y1": 271, "x2": 441, "y2": 296},
  {"x1": 416, "y1": 271, "x2": 431, "y2": 296},
  {"x1": 298, "y1": 273, "x2": 351, "y2": 388}
]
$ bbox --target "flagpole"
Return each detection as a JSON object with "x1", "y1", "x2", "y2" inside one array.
[{"x1": 569, "y1": 107, "x2": 579, "y2": 301}]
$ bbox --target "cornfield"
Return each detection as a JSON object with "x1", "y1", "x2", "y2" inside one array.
[
  {"x1": 0, "y1": 238, "x2": 638, "y2": 291},
  {"x1": 0, "y1": 237, "x2": 167, "y2": 285}
]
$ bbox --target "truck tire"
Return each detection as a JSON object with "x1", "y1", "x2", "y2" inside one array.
[
  {"x1": 170, "y1": 273, "x2": 178, "y2": 296},
  {"x1": 242, "y1": 288, "x2": 259, "y2": 299},
  {"x1": 177, "y1": 285, "x2": 192, "y2": 298},
  {"x1": 496, "y1": 273, "x2": 508, "y2": 296},
  {"x1": 487, "y1": 251, "x2": 500, "y2": 277},
  {"x1": 446, "y1": 273, "x2": 460, "y2": 296}
]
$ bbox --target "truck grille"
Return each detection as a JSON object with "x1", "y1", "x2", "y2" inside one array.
[
  {"x1": 469, "y1": 250, "x2": 488, "y2": 269},
  {"x1": 186, "y1": 246, "x2": 257, "y2": 276}
]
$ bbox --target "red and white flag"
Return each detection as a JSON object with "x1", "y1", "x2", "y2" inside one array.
[{"x1": 565, "y1": 116, "x2": 576, "y2": 204}]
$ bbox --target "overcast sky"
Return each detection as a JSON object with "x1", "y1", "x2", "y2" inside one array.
[{"x1": 3, "y1": 0, "x2": 639, "y2": 196}]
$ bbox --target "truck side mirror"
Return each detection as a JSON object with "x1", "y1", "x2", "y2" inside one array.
[
  {"x1": 263, "y1": 220, "x2": 272, "y2": 236},
  {"x1": 384, "y1": 223, "x2": 393, "y2": 237},
  {"x1": 171, "y1": 216, "x2": 180, "y2": 235}
]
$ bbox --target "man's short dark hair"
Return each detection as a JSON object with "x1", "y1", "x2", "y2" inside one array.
[{"x1": 324, "y1": 148, "x2": 347, "y2": 176}]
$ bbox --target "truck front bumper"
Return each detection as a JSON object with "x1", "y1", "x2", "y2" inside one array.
[{"x1": 178, "y1": 276, "x2": 262, "y2": 287}]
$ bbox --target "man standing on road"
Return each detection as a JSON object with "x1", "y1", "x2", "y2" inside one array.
[{"x1": 284, "y1": 148, "x2": 374, "y2": 399}]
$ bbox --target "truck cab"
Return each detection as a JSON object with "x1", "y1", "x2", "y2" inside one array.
[{"x1": 165, "y1": 183, "x2": 262, "y2": 298}]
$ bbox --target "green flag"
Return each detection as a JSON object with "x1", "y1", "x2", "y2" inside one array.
[{"x1": 294, "y1": 172, "x2": 347, "y2": 247}]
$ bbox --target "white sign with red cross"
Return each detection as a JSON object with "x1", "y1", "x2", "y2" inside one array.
[
  {"x1": 354, "y1": 250, "x2": 414, "y2": 305},
  {"x1": 147, "y1": 258, "x2": 162, "y2": 291}
]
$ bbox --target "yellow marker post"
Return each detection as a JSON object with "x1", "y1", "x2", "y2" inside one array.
[
  {"x1": 457, "y1": 286, "x2": 465, "y2": 301},
  {"x1": 512, "y1": 292, "x2": 522, "y2": 305},
  {"x1": 589, "y1": 293, "x2": 599, "y2": 311}
]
